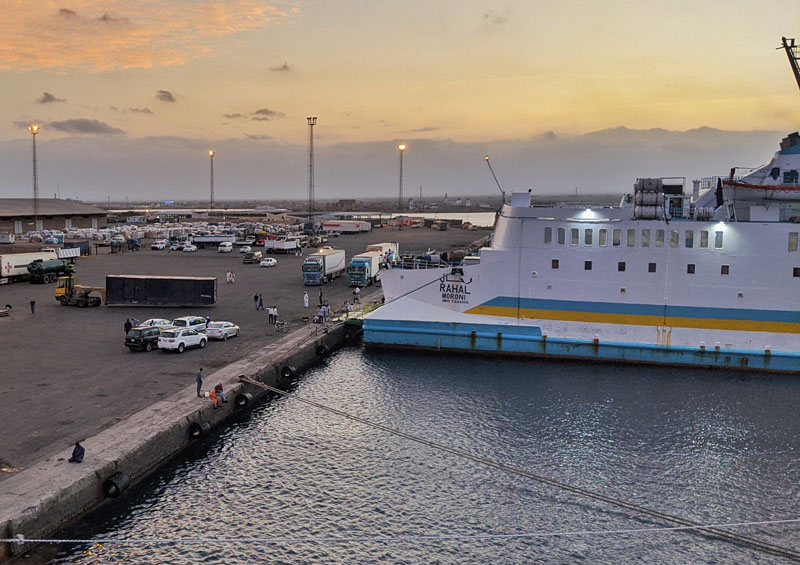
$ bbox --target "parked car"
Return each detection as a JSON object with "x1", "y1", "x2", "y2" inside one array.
[
  {"x1": 158, "y1": 328, "x2": 207, "y2": 353},
  {"x1": 242, "y1": 251, "x2": 263, "y2": 264},
  {"x1": 205, "y1": 321, "x2": 240, "y2": 341},
  {"x1": 218, "y1": 242, "x2": 233, "y2": 253},
  {"x1": 259, "y1": 257, "x2": 278, "y2": 268},
  {"x1": 239, "y1": 245, "x2": 252, "y2": 254},
  {"x1": 171, "y1": 316, "x2": 208, "y2": 332},
  {"x1": 151, "y1": 239, "x2": 167, "y2": 250},
  {"x1": 183, "y1": 244, "x2": 198, "y2": 253},
  {"x1": 170, "y1": 242, "x2": 184, "y2": 251},
  {"x1": 125, "y1": 326, "x2": 162, "y2": 352},
  {"x1": 141, "y1": 318, "x2": 173, "y2": 328}
]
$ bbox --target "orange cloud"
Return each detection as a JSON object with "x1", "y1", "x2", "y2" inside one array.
[{"x1": 0, "y1": 1, "x2": 299, "y2": 72}]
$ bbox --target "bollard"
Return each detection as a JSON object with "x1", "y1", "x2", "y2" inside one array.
[{"x1": 281, "y1": 365, "x2": 296, "y2": 379}]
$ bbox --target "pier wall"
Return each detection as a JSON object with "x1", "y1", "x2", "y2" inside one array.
[{"x1": 0, "y1": 324, "x2": 347, "y2": 560}]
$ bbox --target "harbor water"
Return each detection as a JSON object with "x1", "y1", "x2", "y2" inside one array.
[{"x1": 49, "y1": 348, "x2": 800, "y2": 563}]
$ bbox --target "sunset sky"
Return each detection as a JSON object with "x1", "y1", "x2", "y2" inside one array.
[{"x1": 1, "y1": 0, "x2": 799, "y2": 201}]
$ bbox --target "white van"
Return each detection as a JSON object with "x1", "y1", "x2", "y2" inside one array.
[{"x1": 218, "y1": 242, "x2": 233, "y2": 253}]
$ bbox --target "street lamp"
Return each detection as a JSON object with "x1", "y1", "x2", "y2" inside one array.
[
  {"x1": 208, "y1": 150, "x2": 215, "y2": 211},
  {"x1": 29, "y1": 124, "x2": 40, "y2": 227},
  {"x1": 398, "y1": 144, "x2": 407, "y2": 210}
]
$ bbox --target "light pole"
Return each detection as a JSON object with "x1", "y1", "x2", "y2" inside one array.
[
  {"x1": 29, "y1": 124, "x2": 40, "y2": 228},
  {"x1": 398, "y1": 144, "x2": 406, "y2": 211},
  {"x1": 307, "y1": 117, "x2": 317, "y2": 233},
  {"x1": 208, "y1": 150, "x2": 215, "y2": 211}
]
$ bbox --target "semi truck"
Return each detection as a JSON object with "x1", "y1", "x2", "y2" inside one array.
[
  {"x1": 302, "y1": 248, "x2": 346, "y2": 285},
  {"x1": 365, "y1": 241, "x2": 399, "y2": 262},
  {"x1": 27, "y1": 259, "x2": 75, "y2": 284},
  {"x1": 0, "y1": 250, "x2": 58, "y2": 284},
  {"x1": 264, "y1": 236, "x2": 300, "y2": 254},
  {"x1": 320, "y1": 220, "x2": 372, "y2": 233},
  {"x1": 347, "y1": 251, "x2": 382, "y2": 287},
  {"x1": 105, "y1": 275, "x2": 217, "y2": 306},
  {"x1": 191, "y1": 234, "x2": 236, "y2": 248},
  {"x1": 55, "y1": 275, "x2": 105, "y2": 307}
]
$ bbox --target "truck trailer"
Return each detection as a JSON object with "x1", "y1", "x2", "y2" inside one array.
[
  {"x1": 0, "y1": 250, "x2": 58, "y2": 284},
  {"x1": 190, "y1": 234, "x2": 236, "y2": 248},
  {"x1": 347, "y1": 251, "x2": 382, "y2": 287},
  {"x1": 302, "y1": 248, "x2": 346, "y2": 285},
  {"x1": 365, "y1": 241, "x2": 399, "y2": 262},
  {"x1": 27, "y1": 259, "x2": 76, "y2": 283},
  {"x1": 321, "y1": 220, "x2": 372, "y2": 233},
  {"x1": 106, "y1": 275, "x2": 217, "y2": 307},
  {"x1": 264, "y1": 236, "x2": 300, "y2": 254}
]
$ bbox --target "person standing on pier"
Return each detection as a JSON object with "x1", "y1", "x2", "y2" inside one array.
[
  {"x1": 318, "y1": 289, "x2": 323, "y2": 307},
  {"x1": 272, "y1": 305, "x2": 279, "y2": 326},
  {"x1": 303, "y1": 291, "x2": 309, "y2": 309},
  {"x1": 258, "y1": 294, "x2": 264, "y2": 311},
  {"x1": 196, "y1": 368, "x2": 204, "y2": 398},
  {"x1": 253, "y1": 293, "x2": 259, "y2": 309}
]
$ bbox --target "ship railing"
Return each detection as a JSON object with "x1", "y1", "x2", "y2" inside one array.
[{"x1": 388, "y1": 258, "x2": 469, "y2": 270}]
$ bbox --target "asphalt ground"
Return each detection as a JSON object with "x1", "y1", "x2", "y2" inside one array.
[{"x1": 0, "y1": 226, "x2": 487, "y2": 479}]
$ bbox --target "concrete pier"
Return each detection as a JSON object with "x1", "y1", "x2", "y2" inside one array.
[{"x1": 0, "y1": 322, "x2": 347, "y2": 560}]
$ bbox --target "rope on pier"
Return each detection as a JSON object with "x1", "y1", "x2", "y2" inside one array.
[{"x1": 239, "y1": 376, "x2": 800, "y2": 562}]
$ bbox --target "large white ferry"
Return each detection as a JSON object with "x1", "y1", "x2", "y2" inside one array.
[{"x1": 364, "y1": 38, "x2": 800, "y2": 372}]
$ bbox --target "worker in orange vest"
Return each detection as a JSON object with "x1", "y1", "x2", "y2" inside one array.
[{"x1": 208, "y1": 386, "x2": 219, "y2": 409}]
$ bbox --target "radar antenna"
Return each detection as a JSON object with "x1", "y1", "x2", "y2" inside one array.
[
  {"x1": 780, "y1": 37, "x2": 800, "y2": 91},
  {"x1": 483, "y1": 155, "x2": 506, "y2": 205}
]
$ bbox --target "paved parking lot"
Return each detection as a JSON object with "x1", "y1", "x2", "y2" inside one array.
[{"x1": 0, "y1": 226, "x2": 485, "y2": 476}]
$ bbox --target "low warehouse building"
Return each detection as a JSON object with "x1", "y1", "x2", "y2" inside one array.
[{"x1": 0, "y1": 199, "x2": 108, "y2": 233}]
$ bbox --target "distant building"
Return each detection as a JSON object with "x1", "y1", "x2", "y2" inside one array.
[{"x1": 0, "y1": 199, "x2": 108, "y2": 233}]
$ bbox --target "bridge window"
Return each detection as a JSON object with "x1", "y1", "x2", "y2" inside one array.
[
  {"x1": 715, "y1": 231, "x2": 724, "y2": 249},
  {"x1": 557, "y1": 227, "x2": 565, "y2": 245},
  {"x1": 656, "y1": 229, "x2": 665, "y2": 248},
  {"x1": 571, "y1": 228, "x2": 579, "y2": 246},
  {"x1": 612, "y1": 229, "x2": 621, "y2": 247},
  {"x1": 599, "y1": 228, "x2": 608, "y2": 246},
  {"x1": 544, "y1": 227, "x2": 552, "y2": 244},
  {"x1": 789, "y1": 232, "x2": 798, "y2": 252},
  {"x1": 670, "y1": 229, "x2": 679, "y2": 248},
  {"x1": 685, "y1": 230, "x2": 694, "y2": 248},
  {"x1": 584, "y1": 229, "x2": 593, "y2": 246},
  {"x1": 626, "y1": 229, "x2": 636, "y2": 247},
  {"x1": 641, "y1": 229, "x2": 650, "y2": 247},
  {"x1": 700, "y1": 230, "x2": 709, "y2": 248}
]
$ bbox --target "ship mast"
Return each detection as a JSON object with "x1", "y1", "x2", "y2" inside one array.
[{"x1": 780, "y1": 37, "x2": 800, "y2": 91}]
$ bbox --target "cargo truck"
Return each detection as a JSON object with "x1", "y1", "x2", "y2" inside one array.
[
  {"x1": 321, "y1": 220, "x2": 371, "y2": 233},
  {"x1": 365, "y1": 241, "x2": 399, "y2": 263},
  {"x1": 264, "y1": 236, "x2": 300, "y2": 254},
  {"x1": 191, "y1": 234, "x2": 235, "y2": 248},
  {"x1": 0, "y1": 250, "x2": 58, "y2": 284},
  {"x1": 347, "y1": 251, "x2": 382, "y2": 287},
  {"x1": 27, "y1": 259, "x2": 75, "y2": 283},
  {"x1": 302, "y1": 248, "x2": 346, "y2": 285},
  {"x1": 106, "y1": 275, "x2": 217, "y2": 307}
]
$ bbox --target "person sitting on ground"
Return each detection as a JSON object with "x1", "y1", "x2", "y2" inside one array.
[
  {"x1": 209, "y1": 386, "x2": 220, "y2": 409},
  {"x1": 69, "y1": 441, "x2": 85, "y2": 463},
  {"x1": 214, "y1": 383, "x2": 228, "y2": 403}
]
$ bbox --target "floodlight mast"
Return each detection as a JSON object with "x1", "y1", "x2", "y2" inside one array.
[{"x1": 484, "y1": 155, "x2": 506, "y2": 205}]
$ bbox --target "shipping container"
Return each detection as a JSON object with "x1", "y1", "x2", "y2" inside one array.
[{"x1": 105, "y1": 275, "x2": 217, "y2": 307}]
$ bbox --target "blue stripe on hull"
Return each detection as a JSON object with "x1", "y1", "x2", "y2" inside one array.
[{"x1": 363, "y1": 319, "x2": 800, "y2": 373}]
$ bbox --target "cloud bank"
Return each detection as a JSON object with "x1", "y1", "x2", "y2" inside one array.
[{"x1": 0, "y1": 1, "x2": 299, "y2": 72}]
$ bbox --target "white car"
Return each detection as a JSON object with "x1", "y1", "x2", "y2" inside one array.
[
  {"x1": 183, "y1": 244, "x2": 198, "y2": 253},
  {"x1": 259, "y1": 257, "x2": 277, "y2": 268},
  {"x1": 158, "y1": 328, "x2": 207, "y2": 353},
  {"x1": 239, "y1": 245, "x2": 252, "y2": 253},
  {"x1": 142, "y1": 318, "x2": 173, "y2": 328},
  {"x1": 172, "y1": 316, "x2": 208, "y2": 332},
  {"x1": 205, "y1": 321, "x2": 240, "y2": 341},
  {"x1": 151, "y1": 239, "x2": 167, "y2": 250},
  {"x1": 170, "y1": 242, "x2": 184, "y2": 251}
]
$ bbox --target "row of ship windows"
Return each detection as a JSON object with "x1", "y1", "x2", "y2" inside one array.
[
  {"x1": 549, "y1": 259, "x2": 731, "y2": 274},
  {"x1": 544, "y1": 227, "x2": 724, "y2": 249}
]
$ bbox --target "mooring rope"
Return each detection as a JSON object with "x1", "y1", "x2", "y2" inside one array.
[{"x1": 239, "y1": 376, "x2": 800, "y2": 561}]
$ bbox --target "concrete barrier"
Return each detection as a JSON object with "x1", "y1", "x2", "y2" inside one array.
[{"x1": 0, "y1": 322, "x2": 347, "y2": 560}]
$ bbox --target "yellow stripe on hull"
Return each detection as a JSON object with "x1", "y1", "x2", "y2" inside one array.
[{"x1": 465, "y1": 305, "x2": 800, "y2": 334}]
